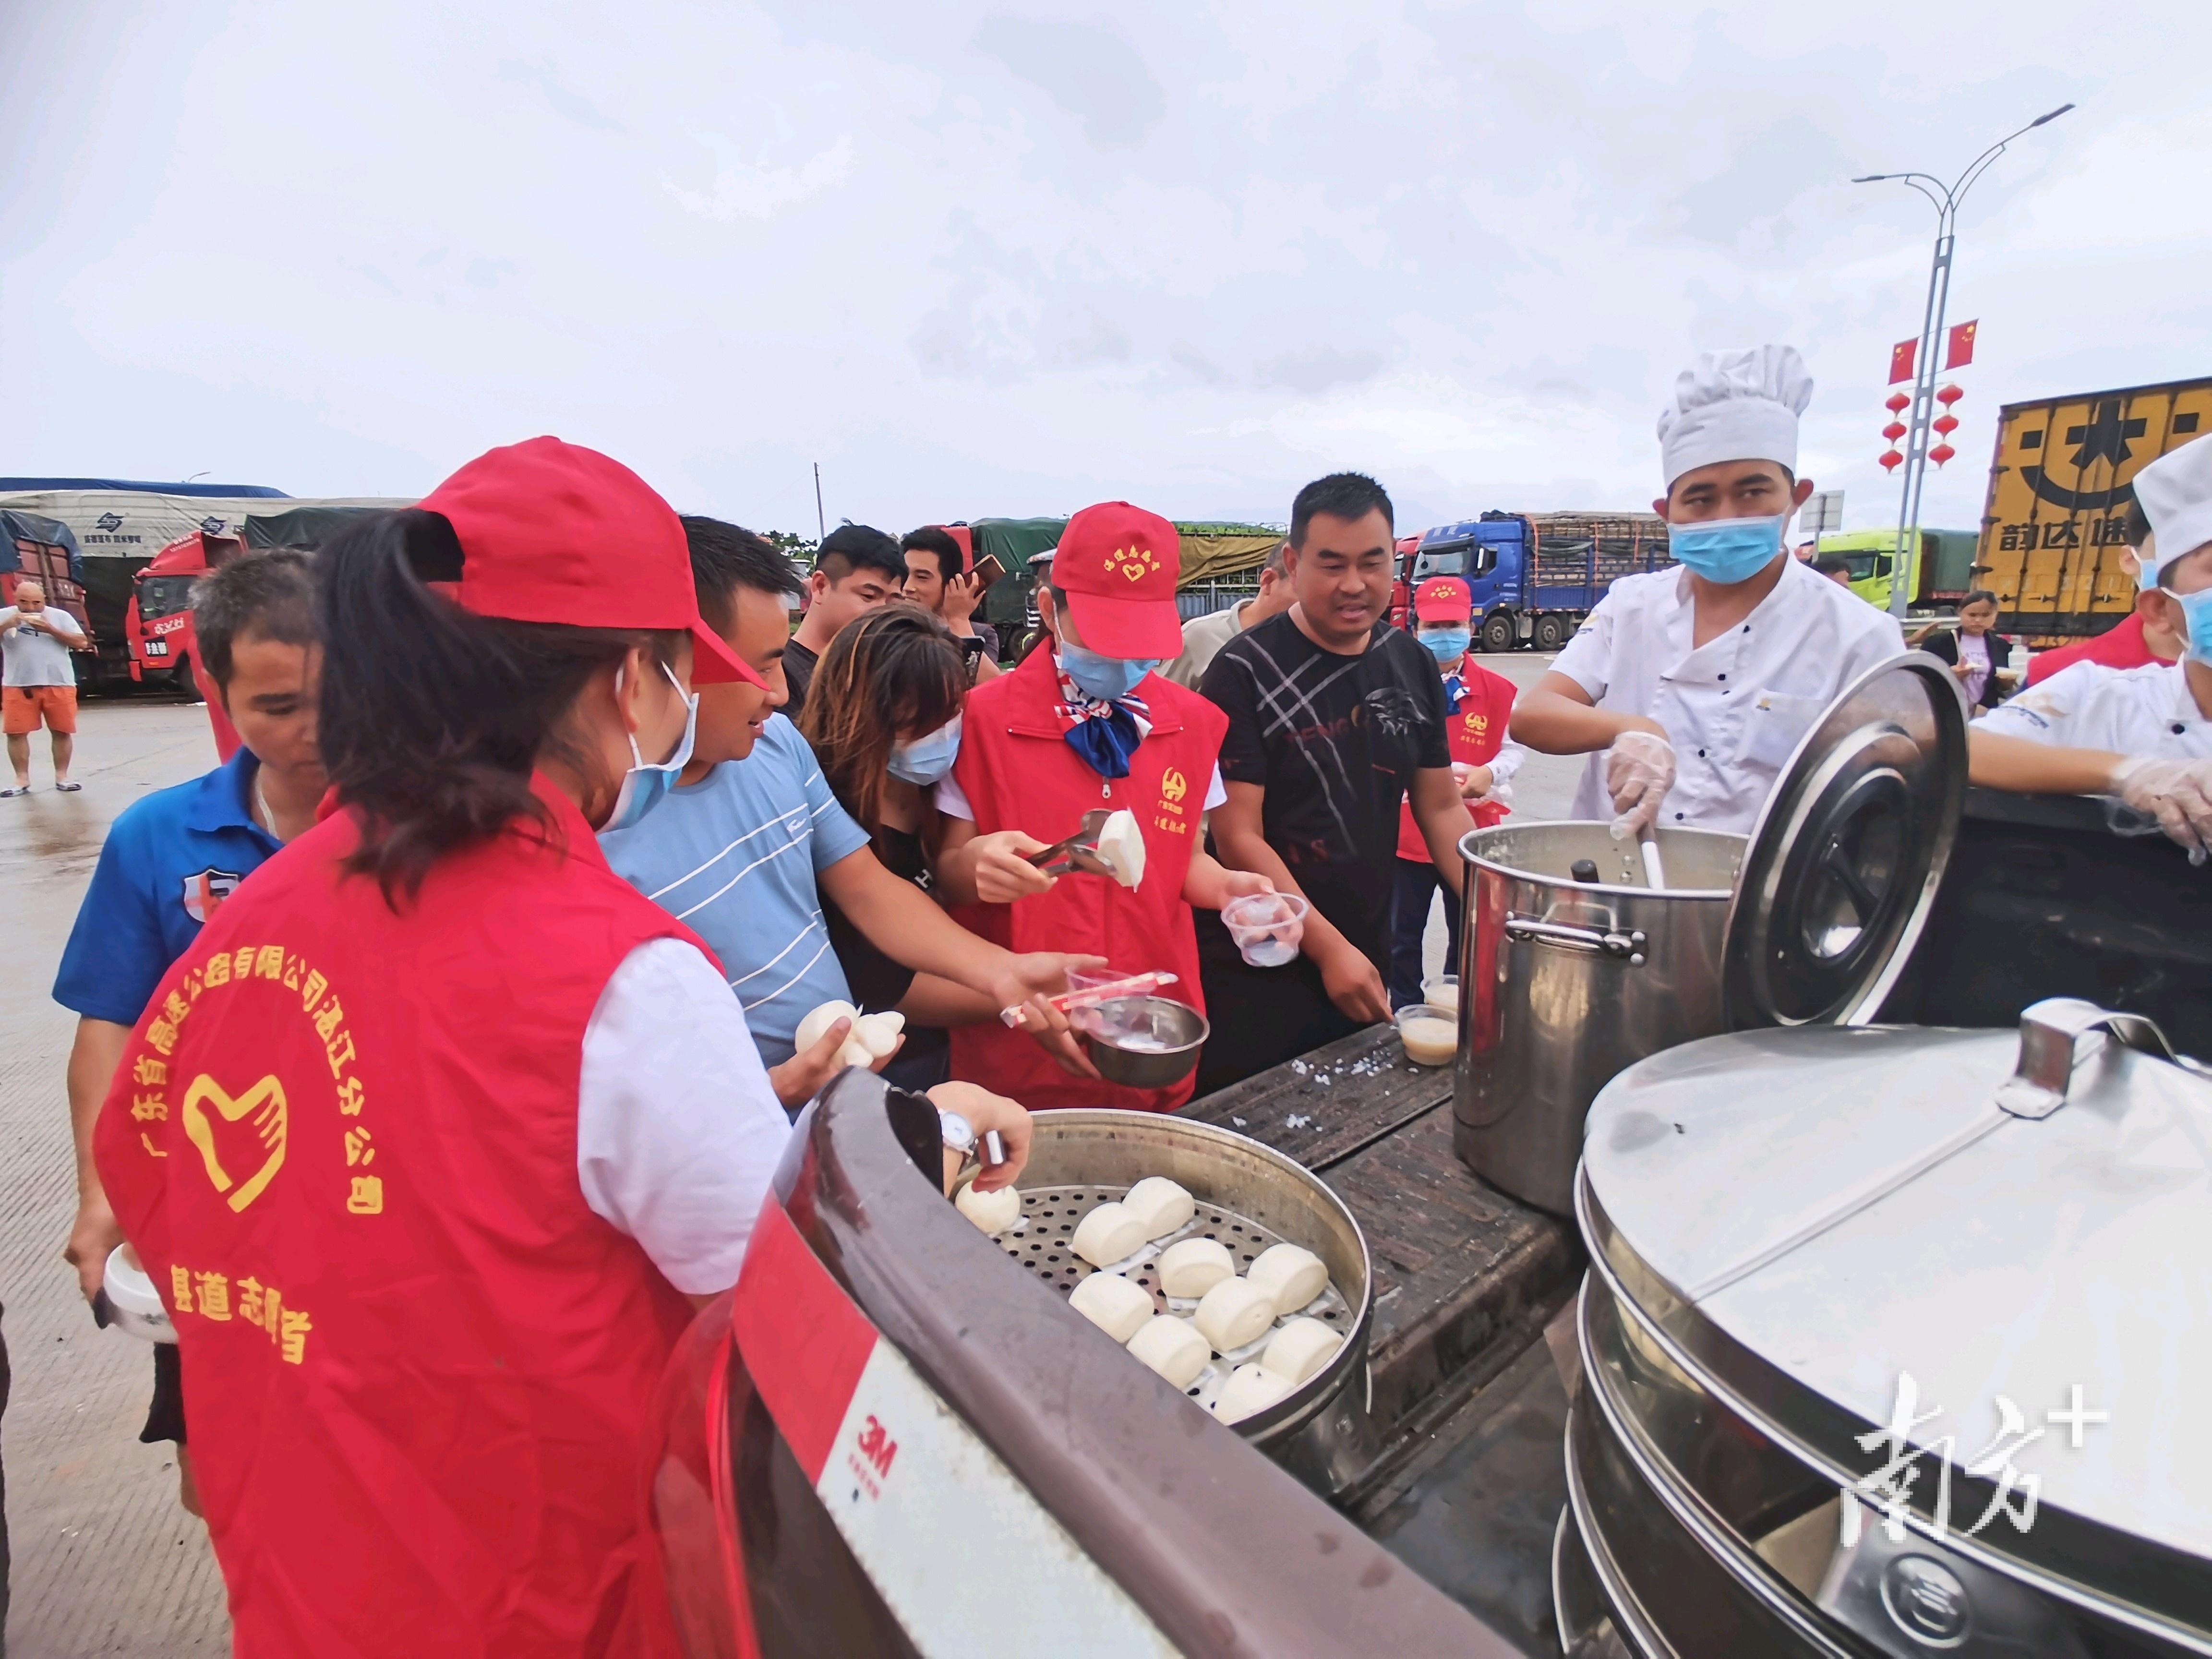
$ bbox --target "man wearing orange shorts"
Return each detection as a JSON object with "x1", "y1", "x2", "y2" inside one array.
[{"x1": 2, "y1": 580, "x2": 87, "y2": 794}]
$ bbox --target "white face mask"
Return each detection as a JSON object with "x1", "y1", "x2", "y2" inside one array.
[{"x1": 602, "y1": 660, "x2": 698, "y2": 833}]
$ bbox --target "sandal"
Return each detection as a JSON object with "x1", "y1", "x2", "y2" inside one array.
[
  {"x1": 0, "y1": 786, "x2": 27, "y2": 798},
  {"x1": 56, "y1": 781, "x2": 84, "y2": 792}
]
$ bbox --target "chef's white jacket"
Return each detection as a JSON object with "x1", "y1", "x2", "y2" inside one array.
[
  {"x1": 1978, "y1": 659, "x2": 2212, "y2": 761},
  {"x1": 1550, "y1": 556, "x2": 1906, "y2": 833}
]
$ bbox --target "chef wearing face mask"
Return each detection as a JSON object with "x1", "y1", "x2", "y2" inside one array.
[
  {"x1": 89, "y1": 442, "x2": 1037, "y2": 1656},
  {"x1": 1512, "y1": 345, "x2": 1906, "y2": 836},
  {"x1": 1971, "y1": 435, "x2": 2212, "y2": 859},
  {"x1": 934, "y1": 501, "x2": 1276, "y2": 1111}
]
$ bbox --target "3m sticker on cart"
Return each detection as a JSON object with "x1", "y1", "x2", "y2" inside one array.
[
  {"x1": 816, "y1": 1336, "x2": 1177, "y2": 1659},
  {"x1": 732, "y1": 1197, "x2": 1175, "y2": 1659}
]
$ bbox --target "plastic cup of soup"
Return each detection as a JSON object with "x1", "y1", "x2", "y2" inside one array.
[
  {"x1": 1220, "y1": 892, "x2": 1309, "y2": 967},
  {"x1": 1421, "y1": 974, "x2": 1460, "y2": 1017},
  {"x1": 1395, "y1": 1004, "x2": 1458, "y2": 1068}
]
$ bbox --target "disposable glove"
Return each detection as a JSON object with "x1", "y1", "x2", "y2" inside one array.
[
  {"x1": 2112, "y1": 755, "x2": 2212, "y2": 865},
  {"x1": 1605, "y1": 731, "x2": 1676, "y2": 840}
]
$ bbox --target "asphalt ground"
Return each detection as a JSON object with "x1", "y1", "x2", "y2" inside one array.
[{"x1": 0, "y1": 655, "x2": 1579, "y2": 1655}]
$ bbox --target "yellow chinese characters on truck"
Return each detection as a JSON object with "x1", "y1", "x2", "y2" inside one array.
[{"x1": 1978, "y1": 376, "x2": 2212, "y2": 645}]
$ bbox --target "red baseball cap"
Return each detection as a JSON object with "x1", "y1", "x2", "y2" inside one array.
[
  {"x1": 1052, "y1": 502, "x2": 1184, "y2": 659},
  {"x1": 416, "y1": 437, "x2": 759, "y2": 686},
  {"x1": 1413, "y1": 576, "x2": 1473, "y2": 622}
]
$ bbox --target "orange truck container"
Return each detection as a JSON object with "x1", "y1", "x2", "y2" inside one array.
[{"x1": 1977, "y1": 375, "x2": 2212, "y2": 643}]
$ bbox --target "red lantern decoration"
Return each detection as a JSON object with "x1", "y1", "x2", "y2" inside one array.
[
  {"x1": 1932, "y1": 414, "x2": 1959, "y2": 436},
  {"x1": 1929, "y1": 443, "x2": 1957, "y2": 468},
  {"x1": 1936, "y1": 384, "x2": 1964, "y2": 407},
  {"x1": 1883, "y1": 421, "x2": 1908, "y2": 442},
  {"x1": 1879, "y1": 449, "x2": 1905, "y2": 473},
  {"x1": 1886, "y1": 392, "x2": 1911, "y2": 413}
]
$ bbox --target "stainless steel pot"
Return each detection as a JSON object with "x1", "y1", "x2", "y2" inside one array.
[
  {"x1": 1454, "y1": 654, "x2": 1967, "y2": 1215},
  {"x1": 1454, "y1": 822, "x2": 1744, "y2": 1214}
]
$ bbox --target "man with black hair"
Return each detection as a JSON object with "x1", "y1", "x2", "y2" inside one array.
[
  {"x1": 1162, "y1": 542, "x2": 1295, "y2": 690},
  {"x1": 1196, "y1": 472, "x2": 1471, "y2": 1089},
  {"x1": 783, "y1": 522, "x2": 905, "y2": 717},
  {"x1": 901, "y1": 525, "x2": 1002, "y2": 680},
  {"x1": 603, "y1": 517, "x2": 1085, "y2": 1104},
  {"x1": 51, "y1": 548, "x2": 325, "y2": 1514}
]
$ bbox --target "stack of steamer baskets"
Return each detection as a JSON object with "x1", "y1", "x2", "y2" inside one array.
[{"x1": 990, "y1": 1111, "x2": 1378, "y2": 1494}]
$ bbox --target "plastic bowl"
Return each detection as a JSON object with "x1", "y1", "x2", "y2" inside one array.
[
  {"x1": 1073, "y1": 995, "x2": 1210, "y2": 1087},
  {"x1": 1394, "y1": 1004, "x2": 1458, "y2": 1068},
  {"x1": 1220, "y1": 891, "x2": 1309, "y2": 967},
  {"x1": 103, "y1": 1244, "x2": 178, "y2": 1344},
  {"x1": 1420, "y1": 974, "x2": 1461, "y2": 1017}
]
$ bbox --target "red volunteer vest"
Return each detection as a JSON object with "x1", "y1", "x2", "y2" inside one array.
[
  {"x1": 94, "y1": 780, "x2": 703, "y2": 1659},
  {"x1": 949, "y1": 649, "x2": 1228, "y2": 1112},
  {"x1": 1397, "y1": 659, "x2": 1516, "y2": 861}
]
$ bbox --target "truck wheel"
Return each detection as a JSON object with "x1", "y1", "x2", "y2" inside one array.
[
  {"x1": 1533, "y1": 613, "x2": 1567, "y2": 651},
  {"x1": 1480, "y1": 612, "x2": 1516, "y2": 653}
]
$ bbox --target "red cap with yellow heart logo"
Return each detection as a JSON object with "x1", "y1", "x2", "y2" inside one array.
[{"x1": 1052, "y1": 501, "x2": 1185, "y2": 659}]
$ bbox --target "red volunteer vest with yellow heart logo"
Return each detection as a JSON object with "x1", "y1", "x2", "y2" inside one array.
[
  {"x1": 94, "y1": 780, "x2": 703, "y2": 1659},
  {"x1": 948, "y1": 648, "x2": 1228, "y2": 1112},
  {"x1": 1397, "y1": 658, "x2": 1517, "y2": 861}
]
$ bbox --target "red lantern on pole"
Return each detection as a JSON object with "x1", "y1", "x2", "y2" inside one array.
[
  {"x1": 1883, "y1": 421, "x2": 1909, "y2": 442},
  {"x1": 1936, "y1": 384, "x2": 1964, "y2": 407},
  {"x1": 1886, "y1": 392, "x2": 1911, "y2": 413},
  {"x1": 1932, "y1": 414, "x2": 1959, "y2": 436},
  {"x1": 1929, "y1": 443, "x2": 1957, "y2": 468},
  {"x1": 1879, "y1": 449, "x2": 1905, "y2": 473}
]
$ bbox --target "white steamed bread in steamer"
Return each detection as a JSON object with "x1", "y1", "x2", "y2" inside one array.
[
  {"x1": 1212, "y1": 1363, "x2": 1292, "y2": 1425},
  {"x1": 1193, "y1": 1278, "x2": 1275, "y2": 1352},
  {"x1": 1070, "y1": 1201, "x2": 1147, "y2": 1267},
  {"x1": 1122, "y1": 1176, "x2": 1195, "y2": 1239},
  {"x1": 1069, "y1": 1271, "x2": 1154, "y2": 1343},
  {"x1": 1245, "y1": 1242, "x2": 1327, "y2": 1316},
  {"x1": 954, "y1": 1180, "x2": 1022, "y2": 1235},
  {"x1": 1156, "y1": 1238, "x2": 1235, "y2": 1298},
  {"x1": 1259, "y1": 1317, "x2": 1341, "y2": 1386},
  {"x1": 1126, "y1": 1315, "x2": 1208, "y2": 1388}
]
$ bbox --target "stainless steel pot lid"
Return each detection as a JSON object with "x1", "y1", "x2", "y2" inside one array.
[{"x1": 1722, "y1": 651, "x2": 1967, "y2": 1029}]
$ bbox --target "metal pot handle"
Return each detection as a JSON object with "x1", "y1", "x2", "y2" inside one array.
[
  {"x1": 1503, "y1": 915, "x2": 1647, "y2": 966},
  {"x1": 1996, "y1": 996, "x2": 2212, "y2": 1120}
]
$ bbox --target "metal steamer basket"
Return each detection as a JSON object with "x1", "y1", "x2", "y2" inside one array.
[
  {"x1": 998, "y1": 1110, "x2": 1377, "y2": 1494},
  {"x1": 1558, "y1": 1000, "x2": 2212, "y2": 1657},
  {"x1": 1455, "y1": 653, "x2": 1967, "y2": 1214}
]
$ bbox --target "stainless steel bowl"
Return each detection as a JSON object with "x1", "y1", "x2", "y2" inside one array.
[{"x1": 1074, "y1": 995, "x2": 1209, "y2": 1087}]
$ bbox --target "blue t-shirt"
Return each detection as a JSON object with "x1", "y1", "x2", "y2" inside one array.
[
  {"x1": 53, "y1": 748, "x2": 282, "y2": 1025},
  {"x1": 600, "y1": 714, "x2": 871, "y2": 1067}
]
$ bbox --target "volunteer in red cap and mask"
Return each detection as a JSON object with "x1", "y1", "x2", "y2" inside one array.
[
  {"x1": 934, "y1": 502, "x2": 1276, "y2": 1111},
  {"x1": 89, "y1": 439, "x2": 1031, "y2": 1657}
]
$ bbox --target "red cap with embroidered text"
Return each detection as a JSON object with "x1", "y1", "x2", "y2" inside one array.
[
  {"x1": 415, "y1": 437, "x2": 759, "y2": 685},
  {"x1": 1413, "y1": 576, "x2": 1473, "y2": 622},
  {"x1": 1051, "y1": 501, "x2": 1185, "y2": 659}
]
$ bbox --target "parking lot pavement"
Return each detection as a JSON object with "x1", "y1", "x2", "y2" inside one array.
[{"x1": 2, "y1": 700, "x2": 229, "y2": 1656}]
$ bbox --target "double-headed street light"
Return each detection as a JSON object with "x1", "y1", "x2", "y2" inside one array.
[{"x1": 1854, "y1": 102, "x2": 2074, "y2": 617}]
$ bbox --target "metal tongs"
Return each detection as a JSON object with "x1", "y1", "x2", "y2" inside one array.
[{"x1": 1025, "y1": 808, "x2": 1118, "y2": 878}]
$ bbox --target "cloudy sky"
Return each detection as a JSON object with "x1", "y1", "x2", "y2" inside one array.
[{"x1": 3, "y1": 1, "x2": 2206, "y2": 541}]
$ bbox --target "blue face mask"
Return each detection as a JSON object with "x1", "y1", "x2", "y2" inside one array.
[
  {"x1": 1668, "y1": 515, "x2": 1787, "y2": 585},
  {"x1": 1419, "y1": 627, "x2": 1470, "y2": 663},
  {"x1": 888, "y1": 714, "x2": 962, "y2": 785},
  {"x1": 2166, "y1": 586, "x2": 2212, "y2": 668},
  {"x1": 601, "y1": 661, "x2": 698, "y2": 833},
  {"x1": 1058, "y1": 641, "x2": 1159, "y2": 703}
]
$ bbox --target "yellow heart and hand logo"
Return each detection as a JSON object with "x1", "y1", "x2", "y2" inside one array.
[
  {"x1": 1161, "y1": 768, "x2": 1188, "y2": 803},
  {"x1": 180, "y1": 1073, "x2": 289, "y2": 1213}
]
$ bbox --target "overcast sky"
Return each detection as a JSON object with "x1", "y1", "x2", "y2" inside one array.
[{"x1": 3, "y1": 1, "x2": 2206, "y2": 541}]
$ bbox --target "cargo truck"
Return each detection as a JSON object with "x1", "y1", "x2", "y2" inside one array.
[
  {"x1": 1811, "y1": 526, "x2": 1982, "y2": 614},
  {"x1": 1401, "y1": 511, "x2": 1672, "y2": 651},
  {"x1": 1975, "y1": 374, "x2": 2212, "y2": 643}
]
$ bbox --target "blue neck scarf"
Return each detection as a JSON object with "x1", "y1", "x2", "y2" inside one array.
[{"x1": 1052, "y1": 655, "x2": 1152, "y2": 779}]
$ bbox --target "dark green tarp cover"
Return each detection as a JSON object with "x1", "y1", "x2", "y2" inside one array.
[{"x1": 244, "y1": 506, "x2": 393, "y2": 549}]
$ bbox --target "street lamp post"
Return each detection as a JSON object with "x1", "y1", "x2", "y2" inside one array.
[{"x1": 1854, "y1": 103, "x2": 2073, "y2": 618}]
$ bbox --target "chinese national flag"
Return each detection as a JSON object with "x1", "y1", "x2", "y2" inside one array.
[
  {"x1": 1945, "y1": 319, "x2": 1978, "y2": 369},
  {"x1": 1888, "y1": 339, "x2": 1918, "y2": 384}
]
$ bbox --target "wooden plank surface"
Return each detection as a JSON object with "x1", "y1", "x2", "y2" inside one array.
[{"x1": 1179, "y1": 1024, "x2": 1583, "y2": 1446}]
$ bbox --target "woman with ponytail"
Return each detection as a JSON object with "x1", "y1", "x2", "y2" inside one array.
[{"x1": 88, "y1": 440, "x2": 1030, "y2": 1657}]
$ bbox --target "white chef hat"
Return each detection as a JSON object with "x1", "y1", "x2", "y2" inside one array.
[
  {"x1": 2136, "y1": 434, "x2": 2212, "y2": 587},
  {"x1": 1657, "y1": 345, "x2": 1815, "y2": 488}
]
